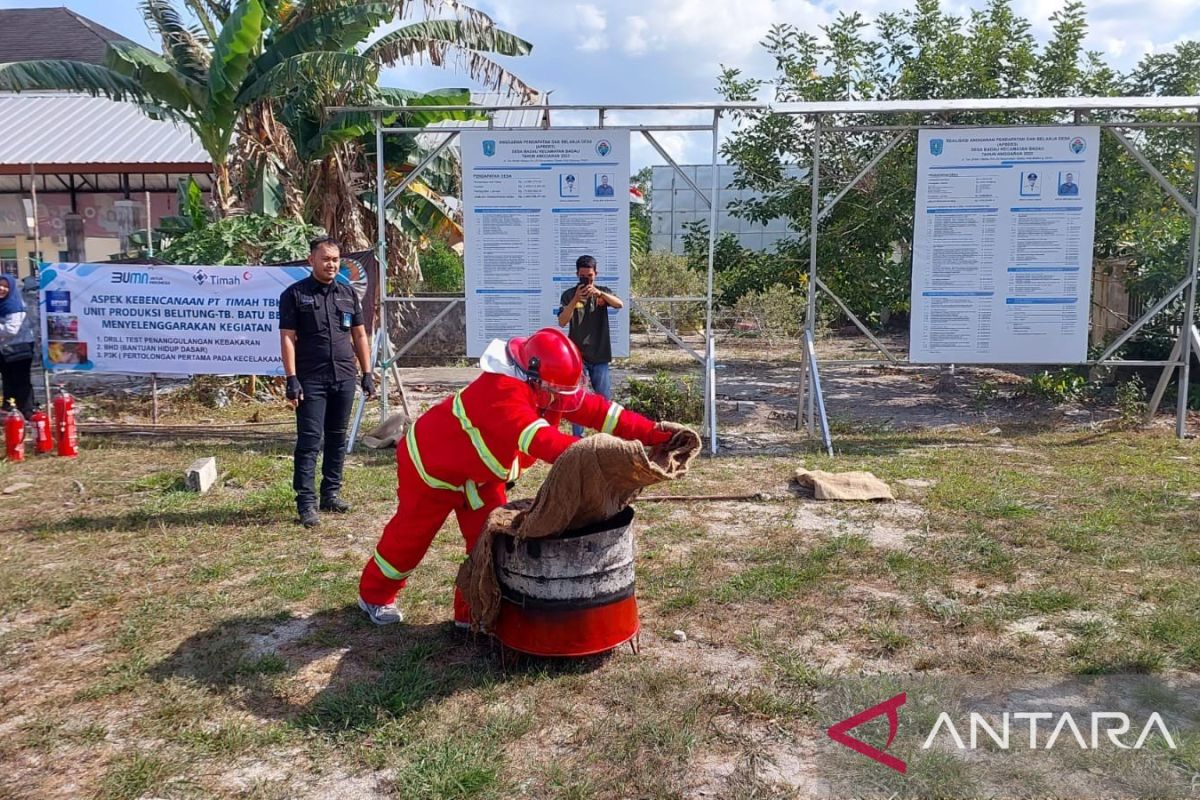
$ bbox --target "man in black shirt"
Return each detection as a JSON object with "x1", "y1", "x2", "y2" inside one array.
[
  {"x1": 279, "y1": 237, "x2": 376, "y2": 528},
  {"x1": 557, "y1": 254, "x2": 623, "y2": 436}
]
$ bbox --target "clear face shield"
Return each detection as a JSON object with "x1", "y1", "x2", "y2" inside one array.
[{"x1": 533, "y1": 373, "x2": 587, "y2": 413}]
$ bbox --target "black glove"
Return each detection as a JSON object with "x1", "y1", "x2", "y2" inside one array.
[
  {"x1": 285, "y1": 375, "x2": 302, "y2": 402},
  {"x1": 361, "y1": 373, "x2": 376, "y2": 397}
]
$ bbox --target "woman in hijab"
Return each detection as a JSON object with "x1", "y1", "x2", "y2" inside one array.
[{"x1": 0, "y1": 273, "x2": 35, "y2": 418}]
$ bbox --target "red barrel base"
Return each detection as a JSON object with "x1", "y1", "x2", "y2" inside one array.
[{"x1": 493, "y1": 595, "x2": 639, "y2": 657}]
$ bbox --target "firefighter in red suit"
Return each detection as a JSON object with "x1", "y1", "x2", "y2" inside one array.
[{"x1": 357, "y1": 327, "x2": 672, "y2": 626}]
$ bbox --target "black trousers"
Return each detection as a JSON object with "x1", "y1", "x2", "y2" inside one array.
[
  {"x1": 0, "y1": 356, "x2": 34, "y2": 418},
  {"x1": 293, "y1": 377, "x2": 356, "y2": 511}
]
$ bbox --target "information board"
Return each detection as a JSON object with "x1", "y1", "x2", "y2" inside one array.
[
  {"x1": 910, "y1": 126, "x2": 1100, "y2": 363},
  {"x1": 461, "y1": 130, "x2": 631, "y2": 358},
  {"x1": 39, "y1": 263, "x2": 316, "y2": 375}
]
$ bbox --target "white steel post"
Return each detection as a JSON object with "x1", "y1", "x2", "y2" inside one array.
[
  {"x1": 374, "y1": 115, "x2": 389, "y2": 421},
  {"x1": 805, "y1": 115, "x2": 822, "y2": 434},
  {"x1": 706, "y1": 110, "x2": 721, "y2": 453},
  {"x1": 1177, "y1": 112, "x2": 1200, "y2": 437}
]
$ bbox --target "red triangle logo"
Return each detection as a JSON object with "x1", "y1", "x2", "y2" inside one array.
[{"x1": 827, "y1": 692, "x2": 907, "y2": 774}]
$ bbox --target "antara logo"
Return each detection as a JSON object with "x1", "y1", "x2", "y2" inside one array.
[
  {"x1": 828, "y1": 692, "x2": 907, "y2": 774},
  {"x1": 828, "y1": 693, "x2": 1178, "y2": 775}
]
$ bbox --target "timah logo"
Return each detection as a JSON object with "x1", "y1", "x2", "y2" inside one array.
[
  {"x1": 827, "y1": 692, "x2": 907, "y2": 774},
  {"x1": 482, "y1": 139, "x2": 496, "y2": 157},
  {"x1": 193, "y1": 269, "x2": 208, "y2": 286},
  {"x1": 929, "y1": 138, "x2": 944, "y2": 156}
]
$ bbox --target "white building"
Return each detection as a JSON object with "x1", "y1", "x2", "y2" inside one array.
[{"x1": 649, "y1": 164, "x2": 807, "y2": 254}]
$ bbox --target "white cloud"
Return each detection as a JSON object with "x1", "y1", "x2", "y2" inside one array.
[
  {"x1": 574, "y1": 3, "x2": 608, "y2": 53},
  {"x1": 625, "y1": 15, "x2": 650, "y2": 56}
]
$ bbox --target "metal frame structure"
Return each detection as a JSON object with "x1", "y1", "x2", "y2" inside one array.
[
  {"x1": 771, "y1": 96, "x2": 1200, "y2": 445},
  {"x1": 341, "y1": 97, "x2": 1200, "y2": 453},
  {"x1": 334, "y1": 102, "x2": 764, "y2": 453}
]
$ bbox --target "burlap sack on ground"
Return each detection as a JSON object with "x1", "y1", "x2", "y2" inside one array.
[
  {"x1": 793, "y1": 468, "x2": 894, "y2": 501},
  {"x1": 362, "y1": 412, "x2": 410, "y2": 449},
  {"x1": 457, "y1": 423, "x2": 700, "y2": 632}
]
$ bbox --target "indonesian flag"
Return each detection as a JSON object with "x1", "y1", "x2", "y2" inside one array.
[{"x1": 629, "y1": 185, "x2": 645, "y2": 204}]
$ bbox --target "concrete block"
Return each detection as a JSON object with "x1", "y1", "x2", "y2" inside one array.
[{"x1": 186, "y1": 457, "x2": 217, "y2": 494}]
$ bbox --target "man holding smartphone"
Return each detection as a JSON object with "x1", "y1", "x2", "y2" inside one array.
[{"x1": 557, "y1": 254, "x2": 623, "y2": 436}]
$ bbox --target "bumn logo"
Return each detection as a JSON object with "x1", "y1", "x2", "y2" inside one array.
[
  {"x1": 482, "y1": 139, "x2": 496, "y2": 157},
  {"x1": 827, "y1": 692, "x2": 907, "y2": 774},
  {"x1": 929, "y1": 138, "x2": 944, "y2": 156},
  {"x1": 110, "y1": 271, "x2": 149, "y2": 285}
]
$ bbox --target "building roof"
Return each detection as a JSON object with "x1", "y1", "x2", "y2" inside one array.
[
  {"x1": 0, "y1": 93, "x2": 211, "y2": 173},
  {"x1": 0, "y1": 7, "x2": 135, "y2": 66}
]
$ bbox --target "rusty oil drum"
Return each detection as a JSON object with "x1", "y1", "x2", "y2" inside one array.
[{"x1": 493, "y1": 506, "x2": 639, "y2": 657}]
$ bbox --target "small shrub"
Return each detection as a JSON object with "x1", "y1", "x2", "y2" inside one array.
[
  {"x1": 1022, "y1": 368, "x2": 1088, "y2": 404},
  {"x1": 1115, "y1": 375, "x2": 1148, "y2": 428},
  {"x1": 630, "y1": 250, "x2": 705, "y2": 334},
  {"x1": 621, "y1": 372, "x2": 702, "y2": 424},
  {"x1": 971, "y1": 380, "x2": 1000, "y2": 410},
  {"x1": 731, "y1": 284, "x2": 804, "y2": 341},
  {"x1": 419, "y1": 239, "x2": 464, "y2": 292}
]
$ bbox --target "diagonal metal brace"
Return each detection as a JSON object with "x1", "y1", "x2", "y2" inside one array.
[
  {"x1": 1096, "y1": 274, "x2": 1191, "y2": 363},
  {"x1": 630, "y1": 299, "x2": 705, "y2": 364},
  {"x1": 384, "y1": 132, "x2": 459, "y2": 206},
  {"x1": 818, "y1": 132, "x2": 908, "y2": 220},
  {"x1": 642, "y1": 130, "x2": 712, "y2": 209},
  {"x1": 1105, "y1": 128, "x2": 1197, "y2": 219}
]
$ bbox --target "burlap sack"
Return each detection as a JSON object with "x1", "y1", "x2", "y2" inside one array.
[
  {"x1": 793, "y1": 468, "x2": 894, "y2": 501},
  {"x1": 457, "y1": 423, "x2": 700, "y2": 632}
]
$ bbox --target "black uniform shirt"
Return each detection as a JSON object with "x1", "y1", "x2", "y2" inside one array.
[
  {"x1": 559, "y1": 284, "x2": 614, "y2": 365},
  {"x1": 278, "y1": 276, "x2": 363, "y2": 382}
]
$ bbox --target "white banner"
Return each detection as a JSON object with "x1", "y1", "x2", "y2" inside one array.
[
  {"x1": 39, "y1": 263, "x2": 315, "y2": 375},
  {"x1": 910, "y1": 126, "x2": 1100, "y2": 364},
  {"x1": 461, "y1": 130, "x2": 631, "y2": 358}
]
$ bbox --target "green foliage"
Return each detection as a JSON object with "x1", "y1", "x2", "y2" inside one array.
[
  {"x1": 419, "y1": 239, "x2": 464, "y2": 292},
  {"x1": 1022, "y1": 368, "x2": 1089, "y2": 404},
  {"x1": 621, "y1": 372, "x2": 703, "y2": 425},
  {"x1": 716, "y1": 0, "x2": 1200, "y2": 348},
  {"x1": 682, "y1": 223, "x2": 807, "y2": 307},
  {"x1": 731, "y1": 284, "x2": 805, "y2": 340},
  {"x1": 160, "y1": 214, "x2": 322, "y2": 265},
  {"x1": 631, "y1": 250, "x2": 706, "y2": 333},
  {"x1": 1115, "y1": 374, "x2": 1148, "y2": 428}
]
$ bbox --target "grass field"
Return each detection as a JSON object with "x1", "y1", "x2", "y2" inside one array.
[{"x1": 1, "y1": 392, "x2": 1199, "y2": 798}]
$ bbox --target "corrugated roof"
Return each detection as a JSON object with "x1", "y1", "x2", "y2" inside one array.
[
  {"x1": 0, "y1": 93, "x2": 210, "y2": 167},
  {"x1": 0, "y1": 7, "x2": 135, "y2": 66}
]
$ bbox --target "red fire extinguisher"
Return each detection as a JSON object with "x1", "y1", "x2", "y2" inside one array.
[
  {"x1": 4, "y1": 400, "x2": 25, "y2": 462},
  {"x1": 53, "y1": 386, "x2": 78, "y2": 458},
  {"x1": 31, "y1": 404, "x2": 53, "y2": 454}
]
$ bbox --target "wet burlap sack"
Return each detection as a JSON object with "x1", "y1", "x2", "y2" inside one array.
[
  {"x1": 456, "y1": 423, "x2": 700, "y2": 632},
  {"x1": 793, "y1": 468, "x2": 894, "y2": 501}
]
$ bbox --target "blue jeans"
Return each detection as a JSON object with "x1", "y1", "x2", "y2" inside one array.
[{"x1": 573, "y1": 361, "x2": 611, "y2": 436}]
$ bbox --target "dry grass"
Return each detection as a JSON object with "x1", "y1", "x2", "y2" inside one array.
[{"x1": 1, "y1": 386, "x2": 1199, "y2": 798}]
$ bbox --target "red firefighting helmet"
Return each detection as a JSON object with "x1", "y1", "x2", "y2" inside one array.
[{"x1": 507, "y1": 328, "x2": 586, "y2": 412}]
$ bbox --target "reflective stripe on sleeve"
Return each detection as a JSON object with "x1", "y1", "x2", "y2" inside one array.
[
  {"x1": 517, "y1": 419, "x2": 550, "y2": 455},
  {"x1": 601, "y1": 402, "x2": 624, "y2": 435}
]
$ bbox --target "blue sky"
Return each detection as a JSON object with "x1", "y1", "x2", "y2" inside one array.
[{"x1": 3, "y1": 0, "x2": 1200, "y2": 166}]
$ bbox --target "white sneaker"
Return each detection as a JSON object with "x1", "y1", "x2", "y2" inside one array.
[{"x1": 358, "y1": 597, "x2": 403, "y2": 625}]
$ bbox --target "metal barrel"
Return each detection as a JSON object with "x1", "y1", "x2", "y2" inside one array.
[{"x1": 495, "y1": 506, "x2": 636, "y2": 610}]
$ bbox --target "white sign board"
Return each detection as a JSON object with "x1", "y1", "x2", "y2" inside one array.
[
  {"x1": 39, "y1": 263, "x2": 314, "y2": 375},
  {"x1": 910, "y1": 126, "x2": 1100, "y2": 363},
  {"x1": 461, "y1": 130, "x2": 631, "y2": 358}
]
